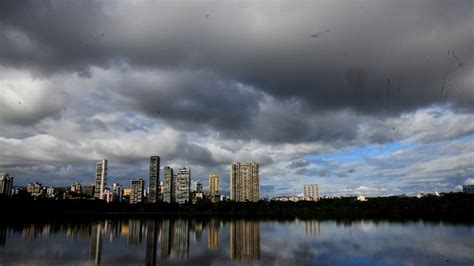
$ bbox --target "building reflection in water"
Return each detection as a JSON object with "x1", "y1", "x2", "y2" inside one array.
[
  {"x1": 128, "y1": 219, "x2": 142, "y2": 245},
  {"x1": 230, "y1": 220, "x2": 260, "y2": 261},
  {"x1": 145, "y1": 219, "x2": 159, "y2": 266},
  {"x1": 22, "y1": 224, "x2": 38, "y2": 240},
  {"x1": 0, "y1": 225, "x2": 7, "y2": 247},
  {"x1": 172, "y1": 219, "x2": 190, "y2": 259},
  {"x1": 159, "y1": 219, "x2": 190, "y2": 260},
  {"x1": 89, "y1": 222, "x2": 102, "y2": 265},
  {"x1": 191, "y1": 220, "x2": 203, "y2": 242},
  {"x1": 304, "y1": 220, "x2": 321, "y2": 235},
  {"x1": 160, "y1": 219, "x2": 172, "y2": 259},
  {"x1": 1, "y1": 218, "x2": 261, "y2": 263},
  {"x1": 208, "y1": 219, "x2": 219, "y2": 251}
]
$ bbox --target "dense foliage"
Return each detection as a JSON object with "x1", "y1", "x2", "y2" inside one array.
[{"x1": 1, "y1": 193, "x2": 473, "y2": 223}]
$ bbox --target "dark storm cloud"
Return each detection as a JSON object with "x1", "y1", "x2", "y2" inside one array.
[
  {"x1": 115, "y1": 69, "x2": 362, "y2": 143},
  {"x1": 119, "y1": 70, "x2": 262, "y2": 133},
  {"x1": 0, "y1": 0, "x2": 472, "y2": 116}
]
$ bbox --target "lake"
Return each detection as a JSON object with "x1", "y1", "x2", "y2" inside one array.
[{"x1": 0, "y1": 218, "x2": 473, "y2": 265}]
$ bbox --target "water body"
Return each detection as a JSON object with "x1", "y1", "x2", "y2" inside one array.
[{"x1": 0, "y1": 218, "x2": 473, "y2": 265}]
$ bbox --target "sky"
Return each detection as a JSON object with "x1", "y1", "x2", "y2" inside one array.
[{"x1": 0, "y1": 0, "x2": 473, "y2": 197}]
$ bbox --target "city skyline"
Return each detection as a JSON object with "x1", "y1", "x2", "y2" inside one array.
[
  {"x1": 2, "y1": 154, "x2": 474, "y2": 198},
  {"x1": 0, "y1": 1, "x2": 472, "y2": 198}
]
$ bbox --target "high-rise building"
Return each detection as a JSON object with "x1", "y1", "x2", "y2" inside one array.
[
  {"x1": 196, "y1": 182, "x2": 203, "y2": 193},
  {"x1": 70, "y1": 181, "x2": 81, "y2": 193},
  {"x1": 230, "y1": 220, "x2": 260, "y2": 261},
  {"x1": 209, "y1": 173, "x2": 219, "y2": 195},
  {"x1": 94, "y1": 160, "x2": 108, "y2": 199},
  {"x1": 130, "y1": 179, "x2": 145, "y2": 204},
  {"x1": 163, "y1": 166, "x2": 174, "y2": 203},
  {"x1": 0, "y1": 173, "x2": 13, "y2": 196},
  {"x1": 230, "y1": 163, "x2": 259, "y2": 202},
  {"x1": 175, "y1": 168, "x2": 191, "y2": 204},
  {"x1": 304, "y1": 184, "x2": 320, "y2": 201},
  {"x1": 148, "y1": 156, "x2": 160, "y2": 204},
  {"x1": 172, "y1": 173, "x2": 179, "y2": 202},
  {"x1": 191, "y1": 180, "x2": 203, "y2": 193},
  {"x1": 111, "y1": 183, "x2": 123, "y2": 202}
]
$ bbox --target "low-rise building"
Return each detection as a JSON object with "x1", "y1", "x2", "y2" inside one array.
[
  {"x1": 46, "y1": 187, "x2": 55, "y2": 198},
  {"x1": 81, "y1": 185, "x2": 95, "y2": 197},
  {"x1": 27, "y1": 182, "x2": 43, "y2": 196},
  {"x1": 356, "y1": 195, "x2": 367, "y2": 201},
  {"x1": 463, "y1": 185, "x2": 474, "y2": 194},
  {"x1": 70, "y1": 181, "x2": 81, "y2": 193},
  {"x1": 102, "y1": 188, "x2": 113, "y2": 203}
]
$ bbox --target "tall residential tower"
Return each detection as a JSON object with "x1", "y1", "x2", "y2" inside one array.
[
  {"x1": 162, "y1": 166, "x2": 174, "y2": 203},
  {"x1": 230, "y1": 162, "x2": 259, "y2": 202},
  {"x1": 175, "y1": 168, "x2": 191, "y2": 204},
  {"x1": 209, "y1": 173, "x2": 219, "y2": 195},
  {"x1": 0, "y1": 172, "x2": 13, "y2": 196},
  {"x1": 94, "y1": 160, "x2": 108, "y2": 199},
  {"x1": 148, "y1": 156, "x2": 160, "y2": 203}
]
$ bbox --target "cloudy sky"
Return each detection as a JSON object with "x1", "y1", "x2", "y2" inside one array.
[{"x1": 0, "y1": 0, "x2": 473, "y2": 197}]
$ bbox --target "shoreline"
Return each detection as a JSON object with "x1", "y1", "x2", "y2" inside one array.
[{"x1": 1, "y1": 192, "x2": 473, "y2": 223}]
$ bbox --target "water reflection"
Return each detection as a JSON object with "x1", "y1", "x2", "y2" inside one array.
[
  {"x1": 230, "y1": 220, "x2": 260, "y2": 261},
  {"x1": 208, "y1": 219, "x2": 219, "y2": 251},
  {"x1": 89, "y1": 222, "x2": 102, "y2": 265},
  {"x1": 145, "y1": 220, "x2": 158, "y2": 266},
  {"x1": 0, "y1": 225, "x2": 6, "y2": 247},
  {"x1": 304, "y1": 220, "x2": 321, "y2": 235},
  {"x1": 0, "y1": 219, "x2": 473, "y2": 265}
]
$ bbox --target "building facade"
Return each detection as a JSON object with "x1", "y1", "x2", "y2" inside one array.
[
  {"x1": 130, "y1": 178, "x2": 145, "y2": 204},
  {"x1": 82, "y1": 185, "x2": 95, "y2": 197},
  {"x1": 163, "y1": 166, "x2": 174, "y2": 203},
  {"x1": 111, "y1": 183, "x2": 123, "y2": 202},
  {"x1": 463, "y1": 185, "x2": 474, "y2": 194},
  {"x1": 94, "y1": 160, "x2": 108, "y2": 199},
  {"x1": 209, "y1": 173, "x2": 219, "y2": 195},
  {"x1": 148, "y1": 156, "x2": 160, "y2": 203},
  {"x1": 46, "y1": 187, "x2": 55, "y2": 198},
  {"x1": 102, "y1": 188, "x2": 113, "y2": 203},
  {"x1": 0, "y1": 172, "x2": 14, "y2": 196},
  {"x1": 230, "y1": 163, "x2": 259, "y2": 202},
  {"x1": 70, "y1": 181, "x2": 81, "y2": 193},
  {"x1": 27, "y1": 182, "x2": 43, "y2": 196},
  {"x1": 175, "y1": 168, "x2": 191, "y2": 204},
  {"x1": 304, "y1": 184, "x2": 320, "y2": 201}
]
